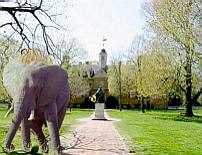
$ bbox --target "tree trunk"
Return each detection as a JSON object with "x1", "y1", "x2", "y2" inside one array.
[
  {"x1": 146, "y1": 98, "x2": 150, "y2": 110},
  {"x1": 141, "y1": 96, "x2": 145, "y2": 113},
  {"x1": 118, "y1": 61, "x2": 122, "y2": 111},
  {"x1": 192, "y1": 87, "x2": 202, "y2": 105},
  {"x1": 119, "y1": 95, "x2": 122, "y2": 111},
  {"x1": 185, "y1": 51, "x2": 193, "y2": 117},
  {"x1": 186, "y1": 74, "x2": 193, "y2": 117}
]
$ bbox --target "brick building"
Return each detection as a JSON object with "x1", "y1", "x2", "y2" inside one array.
[
  {"x1": 88, "y1": 48, "x2": 109, "y2": 97},
  {"x1": 71, "y1": 48, "x2": 109, "y2": 107}
]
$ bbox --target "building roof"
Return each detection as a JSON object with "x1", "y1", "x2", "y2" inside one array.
[{"x1": 99, "y1": 48, "x2": 107, "y2": 55}]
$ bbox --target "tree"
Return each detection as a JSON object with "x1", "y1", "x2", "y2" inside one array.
[
  {"x1": 135, "y1": 47, "x2": 175, "y2": 98},
  {"x1": 144, "y1": 0, "x2": 202, "y2": 116},
  {"x1": 55, "y1": 36, "x2": 89, "y2": 106},
  {"x1": 108, "y1": 65, "x2": 119, "y2": 97},
  {"x1": 0, "y1": 0, "x2": 66, "y2": 57},
  {"x1": 108, "y1": 59, "x2": 122, "y2": 111},
  {"x1": 67, "y1": 64, "x2": 90, "y2": 105},
  {"x1": 56, "y1": 37, "x2": 87, "y2": 67},
  {"x1": 0, "y1": 38, "x2": 19, "y2": 104},
  {"x1": 121, "y1": 62, "x2": 136, "y2": 106},
  {"x1": 127, "y1": 35, "x2": 147, "y2": 112},
  {"x1": 19, "y1": 49, "x2": 52, "y2": 64}
]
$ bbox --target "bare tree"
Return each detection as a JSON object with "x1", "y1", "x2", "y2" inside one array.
[
  {"x1": 55, "y1": 37, "x2": 87, "y2": 66},
  {"x1": 127, "y1": 35, "x2": 147, "y2": 64},
  {"x1": 0, "y1": 0, "x2": 62, "y2": 57}
]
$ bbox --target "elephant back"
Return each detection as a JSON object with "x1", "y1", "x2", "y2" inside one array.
[{"x1": 32, "y1": 65, "x2": 69, "y2": 108}]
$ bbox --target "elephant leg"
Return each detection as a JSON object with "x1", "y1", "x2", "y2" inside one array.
[
  {"x1": 4, "y1": 121, "x2": 20, "y2": 151},
  {"x1": 44, "y1": 102, "x2": 61, "y2": 154},
  {"x1": 58, "y1": 108, "x2": 66, "y2": 129},
  {"x1": 31, "y1": 120, "x2": 48, "y2": 153},
  {"x1": 56, "y1": 91, "x2": 69, "y2": 129},
  {"x1": 4, "y1": 109, "x2": 24, "y2": 151},
  {"x1": 57, "y1": 100, "x2": 68, "y2": 129},
  {"x1": 21, "y1": 118, "x2": 31, "y2": 151}
]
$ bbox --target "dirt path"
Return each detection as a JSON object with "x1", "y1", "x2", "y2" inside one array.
[{"x1": 61, "y1": 112, "x2": 131, "y2": 155}]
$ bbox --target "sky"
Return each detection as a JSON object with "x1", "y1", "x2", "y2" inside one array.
[
  {"x1": 68, "y1": 0, "x2": 147, "y2": 62},
  {"x1": 0, "y1": 0, "x2": 147, "y2": 63}
]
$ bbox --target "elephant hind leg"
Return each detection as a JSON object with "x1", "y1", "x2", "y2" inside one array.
[
  {"x1": 44, "y1": 102, "x2": 61, "y2": 154},
  {"x1": 31, "y1": 120, "x2": 48, "y2": 153}
]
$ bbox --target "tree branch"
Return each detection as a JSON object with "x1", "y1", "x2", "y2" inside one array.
[
  {"x1": 0, "y1": 0, "x2": 60, "y2": 57},
  {"x1": 192, "y1": 87, "x2": 202, "y2": 101}
]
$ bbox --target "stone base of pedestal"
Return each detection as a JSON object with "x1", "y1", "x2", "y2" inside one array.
[{"x1": 92, "y1": 103, "x2": 107, "y2": 120}]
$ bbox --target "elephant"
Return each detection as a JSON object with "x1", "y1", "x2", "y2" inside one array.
[{"x1": 3, "y1": 60, "x2": 70, "y2": 154}]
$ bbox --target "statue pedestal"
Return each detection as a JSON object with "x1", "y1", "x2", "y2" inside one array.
[{"x1": 92, "y1": 103, "x2": 107, "y2": 120}]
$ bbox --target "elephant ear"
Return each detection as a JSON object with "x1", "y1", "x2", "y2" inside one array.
[{"x1": 3, "y1": 60, "x2": 26, "y2": 98}]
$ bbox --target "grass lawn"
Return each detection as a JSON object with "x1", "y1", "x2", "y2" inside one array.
[
  {"x1": 108, "y1": 109, "x2": 202, "y2": 155},
  {"x1": 0, "y1": 105, "x2": 92, "y2": 154}
]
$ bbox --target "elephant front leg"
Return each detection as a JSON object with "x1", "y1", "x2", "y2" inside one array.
[
  {"x1": 4, "y1": 121, "x2": 19, "y2": 152},
  {"x1": 21, "y1": 118, "x2": 31, "y2": 151},
  {"x1": 44, "y1": 103, "x2": 61, "y2": 154},
  {"x1": 4, "y1": 109, "x2": 24, "y2": 152}
]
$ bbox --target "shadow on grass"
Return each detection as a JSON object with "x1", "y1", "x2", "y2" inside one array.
[
  {"x1": 154, "y1": 115, "x2": 202, "y2": 123},
  {"x1": 0, "y1": 151, "x2": 42, "y2": 155},
  {"x1": 1, "y1": 146, "x2": 42, "y2": 155},
  {"x1": 174, "y1": 115, "x2": 202, "y2": 123}
]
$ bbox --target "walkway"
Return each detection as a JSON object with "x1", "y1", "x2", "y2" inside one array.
[{"x1": 61, "y1": 112, "x2": 131, "y2": 155}]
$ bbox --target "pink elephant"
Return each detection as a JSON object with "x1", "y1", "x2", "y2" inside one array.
[{"x1": 3, "y1": 60, "x2": 70, "y2": 154}]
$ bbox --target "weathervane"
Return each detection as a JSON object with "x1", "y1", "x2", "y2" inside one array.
[{"x1": 102, "y1": 37, "x2": 107, "y2": 47}]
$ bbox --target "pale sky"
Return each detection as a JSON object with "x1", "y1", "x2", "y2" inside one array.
[
  {"x1": 68, "y1": 0, "x2": 146, "y2": 62},
  {"x1": 0, "y1": 0, "x2": 147, "y2": 63}
]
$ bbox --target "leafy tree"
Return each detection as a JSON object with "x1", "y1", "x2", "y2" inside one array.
[
  {"x1": 0, "y1": 38, "x2": 19, "y2": 104},
  {"x1": 108, "y1": 65, "x2": 119, "y2": 97},
  {"x1": 144, "y1": 0, "x2": 202, "y2": 116},
  {"x1": 135, "y1": 47, "x2": 174, "y2": 99},
  {"x1": 108, "y1": 60, "x2": 122, "y2": 111},
  {"x1": 19, "y1": 49, "x2": 52, "y2": 64},
  {"x1": 121, "y1": 62, "x2": 136, "y2": 105},
  {"x1": 127, "y1": 35, "x2": 148, "y2": 112},
  {"x1": 68, "y1": 64, "x2": 90, "y2": 105}
]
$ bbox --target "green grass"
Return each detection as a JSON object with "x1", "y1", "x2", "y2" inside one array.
[
  {"x1": 0, "y1": 105, "x2": 92, "y2": 154},
  {"x1": 108, "y1": 109, "x2": 202, "y2": 155},
  {"x1": 60, "y1": 108, "x2": 93, "y2": 134}
]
